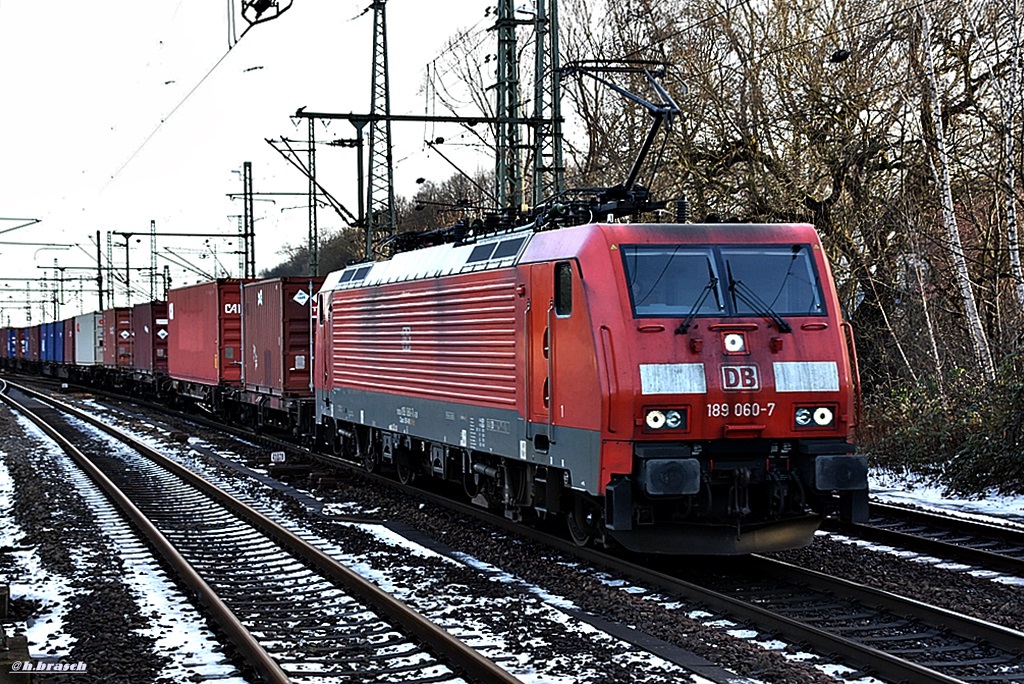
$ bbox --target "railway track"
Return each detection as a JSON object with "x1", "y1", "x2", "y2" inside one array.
[
  {"x1": 349, "y1": 479, "x2": 1024, "y2": 683},
  {"x1": 828, "y1": 502, "x2": 1024, "y2": 578},
  {"x1": 16, "y1": 376, "x2": 1024, "y2": 683},
  {"x1": 675, "y1": 555, "x2": 1024, "y2": 683},
  {"x1": 0, "y1": 380, "x2": 520, "y2": 684}
]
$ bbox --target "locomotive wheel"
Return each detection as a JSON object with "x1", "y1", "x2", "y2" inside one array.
[{"x1": 566, "y1": 494, "x2": 596, "y2": 547}]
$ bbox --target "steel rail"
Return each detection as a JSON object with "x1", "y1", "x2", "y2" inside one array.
[
  {"x1": 869, "y1": 501, "x2": 1024, "y2": 543},
  {"x1": 21, "y1": 375, "x2": 1020, "y2": 683},
  {"x1": 409, "y1": 493, "x2": 975, "y2": 684},
  {"x1": 827, "y1": 501, "x2": 1024, "y2": 578},
  {"x1": 744, "y1": 554, "x2": 1024, "y2": 654},
  {"x1": 828, "y1": 517, "x2": 1024, "y2": 579},
  {"x1": 3, "y1": 380, "x2": 522, "y2": 684},
  {"x1": 0, "y1": 381, "x2": 291, "y2": 684}
]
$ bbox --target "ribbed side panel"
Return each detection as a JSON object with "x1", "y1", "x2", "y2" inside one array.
[
  {"x1": 169, "y1": 280, "x2": 249, "y2": 386},
  {"x1": 330, "y1": 272, "x2": 518, "y2": 408},
  {"x1": 102, "y1": 308, "x2": 133, "y2": 368},
  {"x1": 63, "y1": 319, "x2": 75, "y2": 363},
  {"x1": 27, "y1": 326, "x2": 40, "y2": 362},
  {"x1": 132, "y1": 302, "x2": 168, "y2": 373}
]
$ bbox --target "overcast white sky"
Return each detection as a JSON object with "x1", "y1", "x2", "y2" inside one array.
[{"x1": 0, "y1": 0, "x2": 495, "y2": 326}]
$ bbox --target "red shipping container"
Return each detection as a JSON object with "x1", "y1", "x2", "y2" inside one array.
[
  {"x1": 168, "y1": 279, "x2": 250, "y2": 386},
  {"x1": 27, "y1": 325, "x2": 41, "y2": 362},
  {"x1": 242, "y1": 277, "x2": 322, "y2": 396},
  {"x1": 102, "y1": 308, "x2": 134, "y2": 368},
  {"x1": 132, "y1": 301, "x2": 169, "y2": 373},
  {"x1": 62, "y1": 317, "x2": 75, "y2": 364}
]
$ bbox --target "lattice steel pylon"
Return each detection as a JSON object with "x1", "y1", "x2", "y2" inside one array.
[
  {"x1": 150, "y1": 219, "x2": 157, "y2": 300},
  {"x1": 366, "y1": 0, "x2": 396, "y2": 258},
  {"x1": 494, "y1": 0, "x2": 522, "y2": 215},
  {"x1": 308, "y1": 117, "x2": 319, "y2": 275},
  {"x1": 531, "y1": 0, "x2": 563, "y2": 207},
  {"x1": 243, "y1": 161, "x2": 255, "y2": 278}
]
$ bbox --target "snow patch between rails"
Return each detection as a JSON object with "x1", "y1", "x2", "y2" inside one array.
[{"x1": 4, "y1": 413, "x2": 246, "y2": 682}]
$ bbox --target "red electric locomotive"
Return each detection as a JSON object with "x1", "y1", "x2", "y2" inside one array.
[{"x1": 314, "y1": 219, "x2": 866, "y2": 554}]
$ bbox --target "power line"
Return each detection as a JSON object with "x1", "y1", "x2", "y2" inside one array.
[{"x1": 102, "y1": 46, "x2": 237, "y2": 191}]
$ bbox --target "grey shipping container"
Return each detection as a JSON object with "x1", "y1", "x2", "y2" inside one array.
[{"x1": 74, "y1": 313, "x2": 103, "y2": 365}]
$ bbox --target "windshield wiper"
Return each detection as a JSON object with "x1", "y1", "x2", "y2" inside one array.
[
  {"x1": 727, "y1": 264, "x2": 792, "y2": 333},
  {"x1": 675, "y1": 276, "x2": 716, "y2": 331},
  {"x1": 675, "y1": 259, "x2": 724, "y2": 333}
]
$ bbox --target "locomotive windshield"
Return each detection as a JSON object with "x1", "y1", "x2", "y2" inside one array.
[
  {"x1": 622, "y1": 244, "x2": 825, "y2": 318},
  {"x1": 622, "y1": 246, "x2": 723, "y2": 317}
]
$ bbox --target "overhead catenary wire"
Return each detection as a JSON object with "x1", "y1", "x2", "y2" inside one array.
[
  {"x1": 103, "y1": 0, "x2": 292, "y2": 193},
  {"x1": 103, "y1": 47, "x2": 237, "y2": 192}
]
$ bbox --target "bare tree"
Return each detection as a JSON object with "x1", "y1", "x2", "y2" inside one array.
[
  {"x1": 965, "y1": 0, "x2": 1024, "y2": 315},
  {"x1": 918, "y1": 5, "x2": 997, "y2": 381}
]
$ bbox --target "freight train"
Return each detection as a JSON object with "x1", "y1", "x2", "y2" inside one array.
[{"x1": 0, "y1": 217, "x2": 867, "y2": 555}]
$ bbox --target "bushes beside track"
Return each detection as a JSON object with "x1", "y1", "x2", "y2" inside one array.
[{"x1": 861, "y1": 372, "x2": 1024, "y2": 496}]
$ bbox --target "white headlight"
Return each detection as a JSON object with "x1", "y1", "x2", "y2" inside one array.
[
  {"x1": 795, "y1": 408, "x2": 812, "y2": 426},
  {"x1": 724, "y1": 333, "x2": 746, "y2": 353},
  {"x1": 646, "y1": 410, "x2": 667, "y2": 429},
  {"x1": 813, "y1": 407, "x2": 834, "y2": 426},
  {"x1": 665, "y1": 410, "x2": 683, "y2": 429}
]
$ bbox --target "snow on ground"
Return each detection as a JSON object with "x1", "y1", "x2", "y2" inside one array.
[
  {"x1": 0, "y1": 448, "x2": 76, "y2": 659},
  {"x1": 59, "y1": 398, "x2": 1024, "y2": 683},
  {"x1": 66, "y1": 402, "x2": 725, "y2": 684},
  {"x1": 870, "y1": 468, "x2": 1024, "y2": 528},
  {"x1": 0, "y1": 413, "x2": 248, "y2": 683}
]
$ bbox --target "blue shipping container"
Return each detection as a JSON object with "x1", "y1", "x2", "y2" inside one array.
[{"x1": 41, "y1": 321, "x2": 65, "y2": 363}]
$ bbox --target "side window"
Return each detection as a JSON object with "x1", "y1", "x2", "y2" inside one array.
[{"x1": 555, "y1": 261, "x2": 573, "y2": 317}]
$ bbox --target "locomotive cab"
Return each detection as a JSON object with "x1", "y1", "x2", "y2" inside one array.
[{"x1": 586, "y1": 223, "x2": 867, "y2": 553}]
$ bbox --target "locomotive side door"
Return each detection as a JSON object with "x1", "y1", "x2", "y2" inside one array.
[
  {"x1": 527, "y1": 264, "x2": 553, "y2": 445},
  {"x1": 527, "y1": 261, "x2": 573, "y2": 450}
]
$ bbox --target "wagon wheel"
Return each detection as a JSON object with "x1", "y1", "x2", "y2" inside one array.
[
  {"x1": 566, "y1": 493, "x2": 598, "y2": 547},
  {"x1": 361, "y1": 438, "x2": 381, "y2": 473},
  {"x1": 361, "y1": 449, "x2": 380, "y2": 473},
  {"x1": 395, "y1": 450, "x2": 415, "y2": 485}
]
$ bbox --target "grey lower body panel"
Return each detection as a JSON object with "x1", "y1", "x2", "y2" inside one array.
[{"x1": 317, "y1": 386, "x2": 603, "y2": 493}]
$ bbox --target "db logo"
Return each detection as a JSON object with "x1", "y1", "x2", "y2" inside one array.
[{"x1": 722, "y1": 365, "x2": 760, "y2": 391}]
